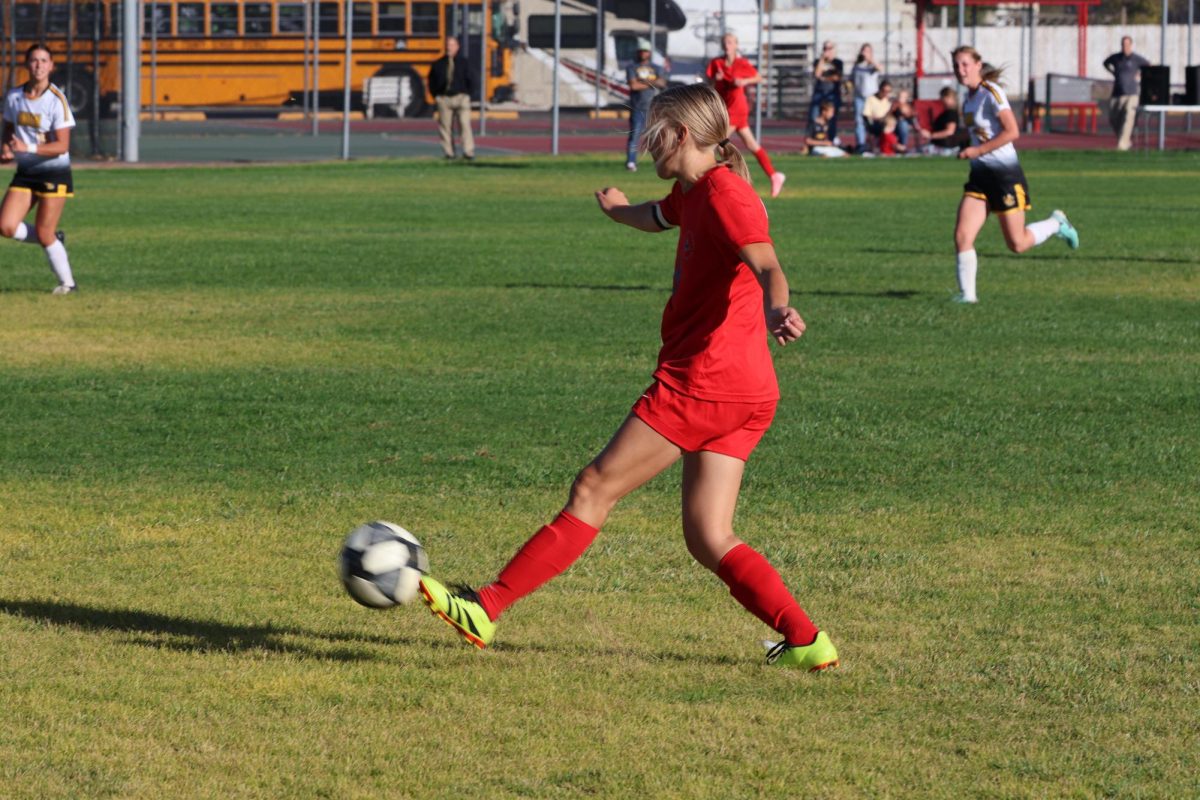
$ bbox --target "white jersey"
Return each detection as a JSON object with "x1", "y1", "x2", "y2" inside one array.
[
  {"x1": 4, "y1": 83, "x2": 74, "y2": 174},
  {"x1": 961, "y1": 80, "x2": 1019, "y2": 170}
]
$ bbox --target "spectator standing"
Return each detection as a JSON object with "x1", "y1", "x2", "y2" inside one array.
[
  {"x1": 625, "y1": 39, "x2": 668, "y2": 171},
  {"x1": 810, "y1": 41, "x2": 845, "y2": 142},
  {"x1": 429, "y1": 36, "x2": 475, "y2": 160},
  {"x1": 1102, "y1": 36, "x2": 1150, "y2": 151},
  {"x1": 850, "y1": 44, "x2": 881, "y2": 154}
]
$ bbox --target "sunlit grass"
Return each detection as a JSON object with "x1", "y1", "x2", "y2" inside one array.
[{"x1": 1, "y1": 152, "x2": 1197, "y2": 798}]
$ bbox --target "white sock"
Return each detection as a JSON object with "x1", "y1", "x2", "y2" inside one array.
[
  {"x1": 1027, "y1": 217, "x2": 1059, "y2": 247},
  {"x1": 44, "y1": 239, "x2": 75, "y2": 287},
  {"x1": 11, "y1": 221, "x2": 40, "y2": 244},
  {"x1": 956, "y1": 249, "x2": 978, "y2": 301}
]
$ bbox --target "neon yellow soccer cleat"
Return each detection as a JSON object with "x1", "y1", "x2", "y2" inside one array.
[
  {"x1": 418, "y1": 576, "x2": 496, "y2": 649},
  {"x1": 763, "y1": 631, "x2": 840, "y2": 672}
]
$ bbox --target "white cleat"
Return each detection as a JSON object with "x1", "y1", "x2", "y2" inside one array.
[
  {"x1": 51, "y1": 284, "x2": 77, "y2": 295},
  {"x1": 952, "y1": 293, "x2": 978, "y2": 304}
]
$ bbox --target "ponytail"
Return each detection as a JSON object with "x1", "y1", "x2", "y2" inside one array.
[
  {"x1": 981, "y1": 62, "x2": 1005, "y2": 85},
  {"x1": 715, "y1": 137, "x2": 751, "y2": 183}
]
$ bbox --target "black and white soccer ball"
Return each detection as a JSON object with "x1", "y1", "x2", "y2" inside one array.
[{"x1": 339, "y1": 521, "x2": 429, "y2": 608}]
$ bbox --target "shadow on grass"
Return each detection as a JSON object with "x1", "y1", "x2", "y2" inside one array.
[
  {"x1": 0, "y1": 598, "x2": 434, "y2": 662},
  {"x1": 1, "y1": 598, "x2": 750, "y2": 667},
  {"x1": 860, "y1": 246, "x2": 1199, "y2": 266},
  {"x1": 504, "y1": 282, "x2": 659, "y2": 292},
  {"x1": 503, "y1": 282, "x2": 921, "y2": 300},
  {"x1": 792, "y1": 288, "x2": 921, "y2": 300},
  {"x1": 465, "y1": 161, "x2": 531, "y2": 170}
]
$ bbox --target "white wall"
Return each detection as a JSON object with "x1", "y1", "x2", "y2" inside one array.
[{"x1": 923, "y1": 24, "x2": 1198, "y2": 86}]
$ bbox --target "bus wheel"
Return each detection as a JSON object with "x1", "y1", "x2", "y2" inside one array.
[
  {"x1": 373, "y1": 66, "x2": 427, "y2": 118},
  {"x1": 53, "y1": 69, "x2": 95, "y2": 117}
]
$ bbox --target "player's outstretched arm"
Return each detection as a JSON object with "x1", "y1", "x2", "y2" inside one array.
[
  {"x1": 595, "y1": 187, "x2": 666, "y2": 232},
  {"x1": 740, "y1": 241, "x2": 806, "y2": 346}
]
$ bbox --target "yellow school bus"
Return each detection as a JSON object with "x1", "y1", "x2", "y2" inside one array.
[{"x1": 2, "y1": 0, "x2": 513, "y2": 116}]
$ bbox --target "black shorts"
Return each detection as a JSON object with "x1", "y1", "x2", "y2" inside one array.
[
  {"x1": 963, "y1": 162, "x2": 1030, "y2": 215},
  {"x1": 9, "y1": 167, "x2": 74, "y2": 198}
]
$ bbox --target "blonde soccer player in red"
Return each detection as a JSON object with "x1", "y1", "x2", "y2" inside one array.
[
  {"x1": 0, "y1": 44, "x2": 76, "y2": 294},
  {"x1": 418, "y1": 83, "x2": 838, "y2": 671},
  {"x1": 706, "y1": 32, "x2": 786, "y2": 198},
  {"x1": 952, "y1": 46, "x2": 1078, "y2": 303}
]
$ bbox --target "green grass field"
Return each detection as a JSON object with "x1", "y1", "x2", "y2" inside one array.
[{"x1": 1, "y1": 152, "x2": 1197, "y2": 799}]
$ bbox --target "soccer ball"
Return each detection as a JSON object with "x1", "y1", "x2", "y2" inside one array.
[{"x1": 339, "y1": 521, "x2": 429, "y2": 608}]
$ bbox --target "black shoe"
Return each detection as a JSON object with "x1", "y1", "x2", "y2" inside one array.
[{"x1": 56, "y1": 230, "x2": 66, "y2": 245}]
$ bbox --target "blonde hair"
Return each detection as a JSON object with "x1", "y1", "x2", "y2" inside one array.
[
  {"x1": 639, "y1": 84, "x2": 751, "y2": 184},
  {"x1": 952, "y1": 45, "x2": 1004, "y2": 85}
]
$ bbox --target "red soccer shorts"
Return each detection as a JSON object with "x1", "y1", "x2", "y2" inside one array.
[{"x1": 632, "y1": 381, "x2": 777, "y2": 461}]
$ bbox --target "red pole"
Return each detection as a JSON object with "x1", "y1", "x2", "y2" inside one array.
[
  {"x1": 916, "y1": 0, "x2": 926, "y2": 77},
  {"x1": 1078, "y1": 4, "x2": 1088, "y2": 77}
]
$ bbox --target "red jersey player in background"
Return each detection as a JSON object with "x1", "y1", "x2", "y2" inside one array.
[
  {"x1": 706, "y1": 32, "x2": 786, "y2": 198},
  {"x1": 418, "y1": 83, "x2": 838, "y2": 672}
]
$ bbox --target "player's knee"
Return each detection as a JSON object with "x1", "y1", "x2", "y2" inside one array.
[
  {"x1": 567, "y1": 465, "x2": 617, "y2": 519},
  {"x1": 1005, "y1": 236, "x2": 1029, "y2": 254},
  {"x1": 682, "y1": 525, "x2": 737, "y2": 573},
  {"x1": 0, "y1": 221, "x2": 18, "y2": 239},
  {"x1": 36, "y1": 230, "x2": 57, "y2": 247}
]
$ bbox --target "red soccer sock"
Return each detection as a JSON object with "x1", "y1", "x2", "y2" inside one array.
[
  {"x1": 477, "y1": 511, "x2": 599, "y2": 621},
  {"x1": 717, "y1": 543, "x2": 819, "y2": 646},
  {"x1": 753, "y1": 148, "x2": 776, "y2": 177}
]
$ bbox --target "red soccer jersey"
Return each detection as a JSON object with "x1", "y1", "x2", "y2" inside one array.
[
  {"x1": 706, "y1": 56, "x2": 758, "y2": 125},
  {"x1": 651, "y1": 165, "x2": 778, "y2": 402}
]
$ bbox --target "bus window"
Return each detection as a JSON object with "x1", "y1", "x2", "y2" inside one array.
[
  {"x1": 448, "y1": 4, "x2": 483, "y2": 36},
  {"x1": 352, "y1": 2, "x2": 372, "y2": 35},
  {"x1": 378, "y1": 2, "x2": 405, "y2": 35},
  {"x1": 47, "y1": 4, "x2": 71, "y2": 36},
  {"x1": 528, "y1": 15, "x2": 595, "y2": 49},
  {"x1": 76, "y1": 3, "x2": 102, "y2": 36},
  {"x1": 144, "y1": 3, "x2": 171, "y2": 36},
  {"x1": 245, "y1": 2, "x2": 272, "y2": 34},
  {"x1": 14, "y1": 5, "x2": 38, "y2": 38},
  {"x1": 411, "y1": 2, "x2": 438, "y2": 35},
  {"x1": 318, "y1": 2, "x2": 339, "y2": 35},
  {"x1": 276, "y1": 3, "x2": 305, "y2": 33},
  {"x1": 211, "y1": 3, "x2": 238, "y2": 35},
  {"x1": 178, "y1": 2, "x2": 205, "y2": 35}
]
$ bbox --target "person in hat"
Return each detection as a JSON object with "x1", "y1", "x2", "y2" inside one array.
[{"x1": 625, "y1": 38, "x2": 669, "y2": 171}]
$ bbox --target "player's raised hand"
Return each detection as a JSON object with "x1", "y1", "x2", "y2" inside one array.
[
  {"x1": 595, "y1": 187, "x2": 630, "y2": 216},
  {"x1": 767, "y1": 307, "x2": 805, "y2": 345}
]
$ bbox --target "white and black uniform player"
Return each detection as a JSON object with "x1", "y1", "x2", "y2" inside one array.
[
  {"x1": 950, "y1": 46, "x2": 1078, "y2": 304},
  {"x1": 1, "y1": 44, "x2": 77, "y2": 294},
  {"x1": 961, "y1": 81, "x2": 1030, "y2": 215}
]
